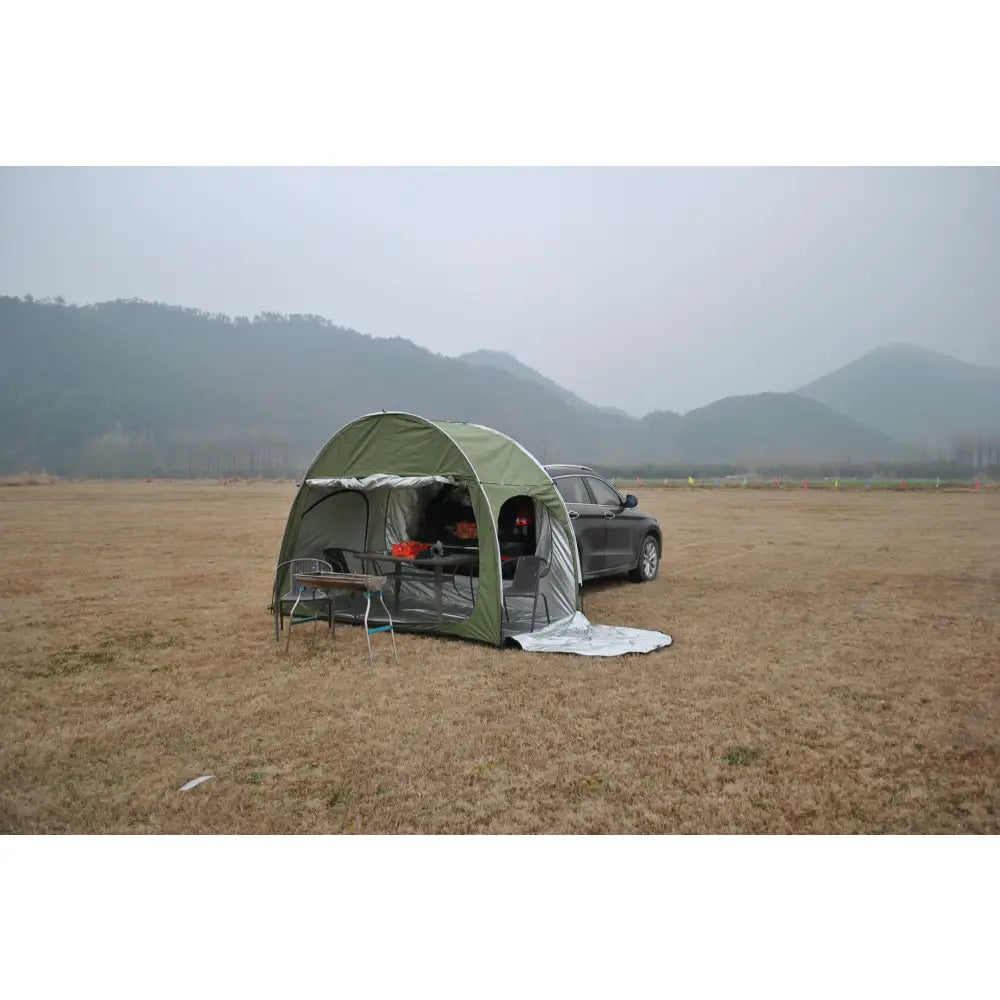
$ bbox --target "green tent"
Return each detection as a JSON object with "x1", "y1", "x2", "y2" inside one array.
[{"x1": 273, "y1": 411, "x2": 582, "y2": 646}]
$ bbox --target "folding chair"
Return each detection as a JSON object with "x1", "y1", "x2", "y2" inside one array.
[
  {"x1": 273, "y1": 558, "x2": 334, "y2": 647},
  {"x1": 502, "y1": 556, "x2": 551, "y2": 633}
]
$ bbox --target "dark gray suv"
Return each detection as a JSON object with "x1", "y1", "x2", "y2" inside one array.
[{"x1": 545, "y1": 465, "x2": 661, "y2": 582}]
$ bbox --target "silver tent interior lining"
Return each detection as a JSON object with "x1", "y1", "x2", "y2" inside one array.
[
  {"x1": 326, "y1": 572, "x2": 474, "y2": 626},
  {"x1": 287, "y1": 481, "x2": 574, "y2": 630},
  {"x1": 327, "y1": 575, "x2": 554, "y2": 634},
  {"x1": 306, "y1": 474, "x2": 455, "y2": 490}
]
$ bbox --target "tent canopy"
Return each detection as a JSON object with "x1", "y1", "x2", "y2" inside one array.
[{"x1": 274, "y1": 412, "x2": 582, "y2": 646}]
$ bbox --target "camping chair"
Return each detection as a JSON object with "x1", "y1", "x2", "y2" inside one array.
[
  {"x1": 273, "y1": 558, "x2": 334, "y2": 644},
  {"x1": 502, "y1": 555, "x2": 551, "y2": 634}
]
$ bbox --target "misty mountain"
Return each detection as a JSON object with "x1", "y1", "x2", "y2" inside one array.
[
  {"x1": 455, "y1": 353, "x2": 901, "y2": 462},
  {"x1": 0, "y1": 298, "x2": 643, "y2": 475},
  {"x1": 799, "y1": 344, "x2": 1000, "y2": 453},
  {"x1": 0, "y1": 297, "x2": 909, "y2": 476},
  {"x1": 456, "y1": 352, "x2": 901, "y2": 463},
  {"x1": 458, "y1": 349, "x2": 631, "y2": 419},
  {"x1": 670, "y1": 392, "x2": 902, "y2": 464}
]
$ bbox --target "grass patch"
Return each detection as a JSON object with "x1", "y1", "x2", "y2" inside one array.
[{"x1": 724, "y1": 746, "x2": 762, "y2": 766}]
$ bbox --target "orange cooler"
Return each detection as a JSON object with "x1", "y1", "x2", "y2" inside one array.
[{"x1": 392, "y1": 541, "x2": 431, "y2": 558}]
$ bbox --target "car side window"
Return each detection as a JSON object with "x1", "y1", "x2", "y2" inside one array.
[
  {"x1": 585, "y1": 477, "x2": 623, "y2": 507},
  {"x1": 554, "y1": 476, "x2": 591, "y2": 505}
]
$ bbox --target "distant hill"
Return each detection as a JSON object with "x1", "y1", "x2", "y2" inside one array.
[
  {"x1": 0, "y1": 298, "x2": 645, "y2": 475},
  {"x1": 458, "y1": 349, "x2": 631, "y2": 418},
  {"x1": 799, "y1": 344, "x2": 1000, "y2": 453},
  {"x1": 0, "y1": 297, "x2": 927, "y2": 476},
  {"x1": 670, "y1": 392, "x2": 903, "y2": 464}
]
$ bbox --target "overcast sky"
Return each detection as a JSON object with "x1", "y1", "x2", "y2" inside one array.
[{"x1": 2, "y1": 167, "x2": 997, "y2": 415}]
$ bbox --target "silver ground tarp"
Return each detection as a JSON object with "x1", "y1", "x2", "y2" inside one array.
[{"x1": 506, "y1": 611, "x2": 673, "y2": 657}]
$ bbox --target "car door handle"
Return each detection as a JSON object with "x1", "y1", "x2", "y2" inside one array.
[
  {"x1": 568, "y1": 510, "x2": 579, "y2": 519},
  {"x1": 603, "y1": 510, "x2": 616, "y2": 519}
]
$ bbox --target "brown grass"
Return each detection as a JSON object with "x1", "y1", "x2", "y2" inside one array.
[{"x1": 1, "y1": 481, "x2": 998, "y2": 833}]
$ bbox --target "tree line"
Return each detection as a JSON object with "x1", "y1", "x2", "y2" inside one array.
[
  {"x1": 73, "y1": 429, "x2": 306, "y2": 478},
  {"x1": 595, "y1": 450, "x2": 1000, "y2": 481}
]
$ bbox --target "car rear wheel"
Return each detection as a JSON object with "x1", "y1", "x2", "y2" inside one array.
[{"x1": 629, "y1": 534, "x2": 659, "y2": 582}]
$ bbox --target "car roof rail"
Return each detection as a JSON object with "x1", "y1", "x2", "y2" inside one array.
[{"x1": 545, "y1": 463, "x2": 596, "y2": 475}]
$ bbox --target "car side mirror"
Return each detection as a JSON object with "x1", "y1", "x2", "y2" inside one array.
[{"x1": 625, "y1": 494, "x2": 639, "y2": 508}]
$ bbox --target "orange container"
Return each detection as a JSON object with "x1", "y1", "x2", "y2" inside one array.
[
  {"x1": 455, "y1": 521, "x2": 478, "y2": 540},
  {"x1": 392, "y1": 541, "x2": 430, "y2": 559}
]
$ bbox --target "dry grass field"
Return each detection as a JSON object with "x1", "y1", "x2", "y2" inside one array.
[{"x1": 1, "y1": 480, "x2": 998, "y2": 834}]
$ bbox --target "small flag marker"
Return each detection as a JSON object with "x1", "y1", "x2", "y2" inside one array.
[
  {"x1": 974, "y1": 478, "x2": 980, "y2": 489},
  {"x1": 834, "y1": 478, "x2": 839, "y2": 488},
  {"x1": 803, "y1": 478, "x2": 808, "y2": 489},
  {"x1": 773, "y1": 477, "x2": 778, "y2": 487},
  {"x1": 688, "y1": 476, "x2": 695, "y2": 486}
]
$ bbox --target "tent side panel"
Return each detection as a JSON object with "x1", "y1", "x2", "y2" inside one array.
[
  {"x1": 272, "y1": 483, "x2": 318, "y2": 603},
  {"x1": 531, "y1": 480, "x2": 584, "y2": 598}
]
